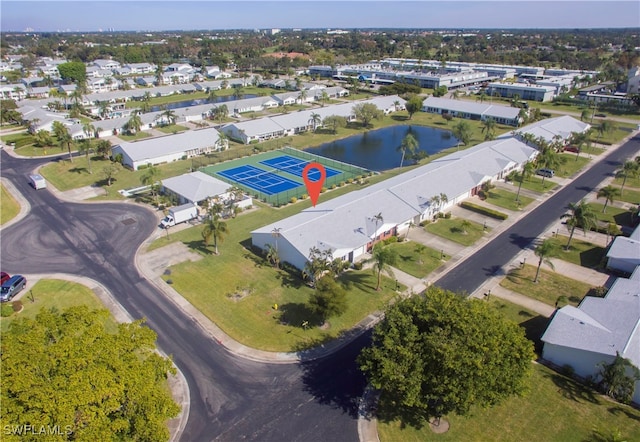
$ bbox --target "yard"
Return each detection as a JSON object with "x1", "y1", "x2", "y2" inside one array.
[
  {"x1": 377, "y1": 361, "x2": 640, "y2": 442},
  {"x1": 547, "y1": 235, "x2": 607, "y2": 269},
  {"x1": 424, "y1": 217, "x2": 488, "y2": 246},
  {"x1": 151, "y1": 201, "x2": 402, "y2": 351},
  {"x1": 500, "y1": 264, "x2": 594, "y2": 307},
  {"x1": 385, "y1": 240, "x2": 449, "y2": 278},
  {"x1": 485, "y1": 187, "x2": 534, "y2": 211},
  {"x1": 588, "y1": 203, "x2": 635, "y2": 226}
]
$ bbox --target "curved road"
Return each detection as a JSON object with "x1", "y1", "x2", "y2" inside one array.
[
  {"x1": 0, "y1": 150, "x2": 364, "y2": 442},
  {"x1": 1, "y1": 131, "x2": 638, "y2": 440}
]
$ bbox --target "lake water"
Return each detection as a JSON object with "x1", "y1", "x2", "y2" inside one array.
[
  {"x1": 150, "y1": 94, "x2": 258, "y2": 112},
  {"x1": 306, "y1": 125, "x2": 459, "y2": 171}
]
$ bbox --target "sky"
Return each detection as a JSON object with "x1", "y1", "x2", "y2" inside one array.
[{"x1": 1, "y1": 1, "x2": 639, "y2": 33}]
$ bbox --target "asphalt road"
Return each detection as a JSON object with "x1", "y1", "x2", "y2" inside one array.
[
  {"x1": 1, "y1": 132, "x2": 638, "y2": 441},
  {"x1": 0, "y1": 151, "x2": 363, "y2": 442},
  {"x1": 435, "y1": 133, "x2": 640, "y2": 293}
]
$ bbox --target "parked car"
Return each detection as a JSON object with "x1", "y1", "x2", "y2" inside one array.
[
  {"x1": 536, "y1": 168, "x2": 555, "y2": 178},
  {"x1": 0, "y1": 275, "x2": 26, "y2": 302},
  {"x1": 0, "y1": 272, "x2": 10, "y2": 285},
  {"x1": 564, "y1": 146, "x2": 579, "y2": 153}
]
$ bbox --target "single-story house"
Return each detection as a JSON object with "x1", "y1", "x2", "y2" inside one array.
[
  {"x1": 222, "y1": 119, "x2": 286, "y2": 144},
  {"x1": 506, "y1": 115, "x2": 591, "y2": 147},
  {"x1": 422, "y1": 96, "x2": 523, "y2": 126},
  {"x1": 606, "y1": 224, "x2": 640, "y2": 275},
  {"x1": 541, "y1": 262, "x2": 640, "y2": 405},
  {"x1": 251, "y1": 136, "x2": 537, "y2": 270},
  {"x1": 112, "y1": 127, "x2": 226, "y2": 170}
]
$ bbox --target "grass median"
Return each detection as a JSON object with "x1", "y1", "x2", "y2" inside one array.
[
  {"x1": 0, "y1": 279, "x2": 111, "y2": 333},
  {"x1": 424, "y1": 217, "x2": 488, "y2": 246},
  {"x1": 385, "y1": 240, "x2": 449, "y2": 278},
  {"x1": 0, "y1": 183, "x2": 20, "y2": 225}
]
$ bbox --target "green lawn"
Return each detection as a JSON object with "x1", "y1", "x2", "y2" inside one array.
[
  {"x1": 515, "y1": 175, "x2": 559, "y2": 194},
  {"x1": 556, "y1": 153, "x2": 590, "y2": 178},
  {"x1": 385, "y1": 240, "x2": 449, "y2": 278},
  {"x1": 424, "y1": 217, "x2": 488, "y2": 246},
  {"x1": 617, "y1": 187, "x2": 640, "y2": 205},
  {"x1": 156, "y1": 124, "x2": 189, "y2": 134},
  {"x1": 0, "y1": 279, "x2": 109, "y2": 333},
  {"x1": 377, "y1": 362, "x2": 640, "y2": 442},
  {"x1": 486, "y1": 187, "x2": 534, "y2": 211},
  {"x1": 152, "y1": 201, "x2": 401, "y2": 352},
  {"x1": 588, "y1": 203, "x2": 634, "y2": 226},
  {"x1": 117, "y1": 131, "x2": 152, "y2": 142},
  {"x1": 548, "y1": 235, "x2": 607, "y2": 269},
  {"x1": 0, "y1": 183, "x2": 20, "y2": 225},
  {"x1": 500, "y1": 264, "x2": 593, "y2": 306},
  {"x1": 613, "y1": 175, "x2": 640, "y2": 190}
]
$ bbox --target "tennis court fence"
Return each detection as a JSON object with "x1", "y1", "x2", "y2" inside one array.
[{"x1": 210, "y1": 146, "x2": 372, "y2": 207}]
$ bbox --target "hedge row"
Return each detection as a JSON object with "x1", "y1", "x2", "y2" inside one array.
[{"x1": 459, "y1": 201, "x2": 508, "y2": 220}]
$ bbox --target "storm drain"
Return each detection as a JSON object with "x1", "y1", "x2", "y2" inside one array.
[{"x1": 121, "y1": 218, "x2": 136, "y2": 225}]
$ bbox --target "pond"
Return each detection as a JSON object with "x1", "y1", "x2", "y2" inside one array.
[
  {"x1": 150, "y1": 94, "x2": 258, "y2": 112},
  {"x1": 306, "y1": 125, "x2": 460, "y2": 172}
]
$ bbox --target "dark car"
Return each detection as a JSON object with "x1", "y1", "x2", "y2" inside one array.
[
  {"x1": 0, "y1": 275, "x2": 26, "y2": 302},
  {"x1": 0, "y1": 272, "x2": 10, "y2": 285}
]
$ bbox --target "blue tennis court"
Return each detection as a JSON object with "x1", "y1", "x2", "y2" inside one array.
[
  {"x1": 216, "y1": 164, "x2": 301, "y2": 196},
  {"x1": 260, "y1": 155, "x2": 341, "y2": 181}
]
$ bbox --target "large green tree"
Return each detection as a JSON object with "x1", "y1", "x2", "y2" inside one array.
[
  {"x1": 598, "y1": 353, "x2": 640, "y2": 404},
  {"x1": 452, "y1": 120, "x2": 472, "y2": 148},
  {"x1": 353, "y1": 103, "x2": 383, "y2": 128},
  {"x1": 57, "y1": 61, "x2": 87, "y2": 84},
  {"x1": 358, "y1": 287, "x2": 534, "y2": 425},
  {"x1": 1, "y1": 307, "x2": 180, "y2": 441},
  {"x1": 404, "y1": 95, "x2": 423, "y2": 120}
]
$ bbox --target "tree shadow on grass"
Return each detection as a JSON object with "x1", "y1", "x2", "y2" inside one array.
[
  {"x1": 390, "y1": 115, "x2": 410, "y2": 122},
  {"x1": 274, "y1": 268, "x2": 305, "y2": 290},
  {"x1": 184, "y1": 239, "x2": 213, "y2": 255},
  {"x1": 607, "y1": 405, "x2": 640, "y2": 423},
  {"x1": 613, "y1": 211, "x2": 633, "y2": 227},
  {"x1": 579, "y1": 247, "x2": 606, "y2": 268},
  {"x1": 542, "y1": 365, "x2": 599, "y2": 404},
  {"x1": 340, "y1": 271, "x2": 377, "y2": 292},
  {"x1": 375, "y1": 395, "x2": 429, "y2": 430},
  {"x1": 278, "y1": 302, "x2": 319, "y2": 328},
  {"x1": 69, "y1": 166, "x2": 88, "y2": 174}
]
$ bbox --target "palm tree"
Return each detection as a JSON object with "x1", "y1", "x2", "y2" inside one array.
[
  {"x1": 215, "y1": 104, "x2": 229, "y2": 123},
  {"x1": 320, "y1": 90, "x2": 329, "y2": 107},
  {"x1": 96, "y1": 139, "x2": 112, "y2": 159},
  {"x1": 476, "y1": 91, "x2": 487, "y2": 103},
  {"x1": 481, "y1": 118, "x2": 497, "y2": 141},
  {"x1": 597, "y1": 185, "x2": 620, "y2": 213},
  {"x1": 570, "y1": 130, "x2": 592, "y2": 161},
  {"x1": 201, "y1": 213, "x2": 229, "y2": 255},
  {"x1": 580, "y1": 109, "x2": 591, "y2": 122},
  {"x1": 536, "y1": 148, "x2": 562, "y2": 188},
  {"x1": 460, "y1": 219, "x2": 471, "y2": 235},
  {"x1": 533, "y1": 239, "x2": 557, "y2": 283},
  {"x1": 140, "y1": 164, "x2": 160, "y2": 205},
  {"x1": 371, "y1": 244, "x2": 397, "y2": 291},
  {"x1": 78, "y1": 139, "x2": 94, "y2": 173},
  {"x1": 265, "y1": 244, "x2": 280, "y2": 269},
  {"x1": 597, "y1": 120, "x2": 616, "y2": 144},
  {"x1": 127, "y1": 111, "x2": 143, "y2": 134},
  {"x1": 308, "y1": 112, "x2": 321, "y2": 132},
  {"x1": 398, "y1": 133, "x2": 418, "y2": 168},
  {"x1": 515, "y1": 162, "x2": 535, "y2": 203},
  {"x1": 560, "y1": 200, "x2": 598, "y2": 250},
  {"x1": 371, "y1": 212, "x2": 384, "y2": 247},
  {"x1": 83, "y1": 122, "x2": 96, "y2": 140},
  {"x1": 161, "y1": 109, "x2": 177, "y2": 126},
  {"x1": 298, "y1": 88, "x2": 308, "y2": 104},
  {"x1": 615, "y1": 160, "x2": 639, "y2": 196},
  {"x1": 56, "y1": 125, "x2": 74, "y2": 162}
]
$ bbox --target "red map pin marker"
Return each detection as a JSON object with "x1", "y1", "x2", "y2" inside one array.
[{"x1": 302, "y1": 162, "x2": 326, "y2": 207}]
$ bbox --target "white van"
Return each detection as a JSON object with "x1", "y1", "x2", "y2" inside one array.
[{"x1": 29, "y1": 174, "x2": 47, "y2": 190}]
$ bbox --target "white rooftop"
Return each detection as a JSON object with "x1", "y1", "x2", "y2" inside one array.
[
  {"x1": 114, "y1": 127, "x2": 221, "y2": 162},
  {"x1": 162, "y1": 171, "x2": 230, "y2": 203}
]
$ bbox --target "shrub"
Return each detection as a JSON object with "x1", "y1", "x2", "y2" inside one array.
[
  {"x1": 459, "y1": 201, "x2": 509, "y2": 220},
  {"x1": 444, "y1": 212, "x2": 452, "y2": 219},
  {"x1": 330, "y1": 184, "x2": 336, "y2": 190},
  {"x1": 561, "y1": 364, "x2": 575, "y2": 377},
  {"x1": 353, "y1": 261, "x2": 363, "y2": 270},
  {"x1": 1, "y1": 303, "x2": 14, "y2": 317},
  {"x1": 383, "y1": 236, "x2": 398, "y2": 245},
  {"x1": 347, "y1": 178, "x2": 354, "y2": 184},
  {"x1": 290, "y1": 197, "x2": 297, "y2": 204},
  {"x1": 12, "y1": 300, "x2": 23, "y2": 312},
  {"x1": 339, "y1": 181, "x2": 345, "y2": 187},
  {"x1": 320, "y1": 187, "x2": 327, "y2": 193},
  {"x1": 301, "y1": 193, "x2": 308, "y2": 199},
  {"x1": 137, "y1": 164, "x2": 149, "y2": 170}
]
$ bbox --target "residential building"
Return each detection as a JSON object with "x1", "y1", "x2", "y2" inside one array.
[
  {"x1": 111, "y1": 127, "x2": 226, "y2": 170},
  {"x1": 487, "y1": 82, "x2": 556, "y2": 102},
  {"x1": 251, "y1": 137, "x2": 537, "y2": 270},
  {"x1": 421, "y1": 96, "x2": 523, "y2": 126}
]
